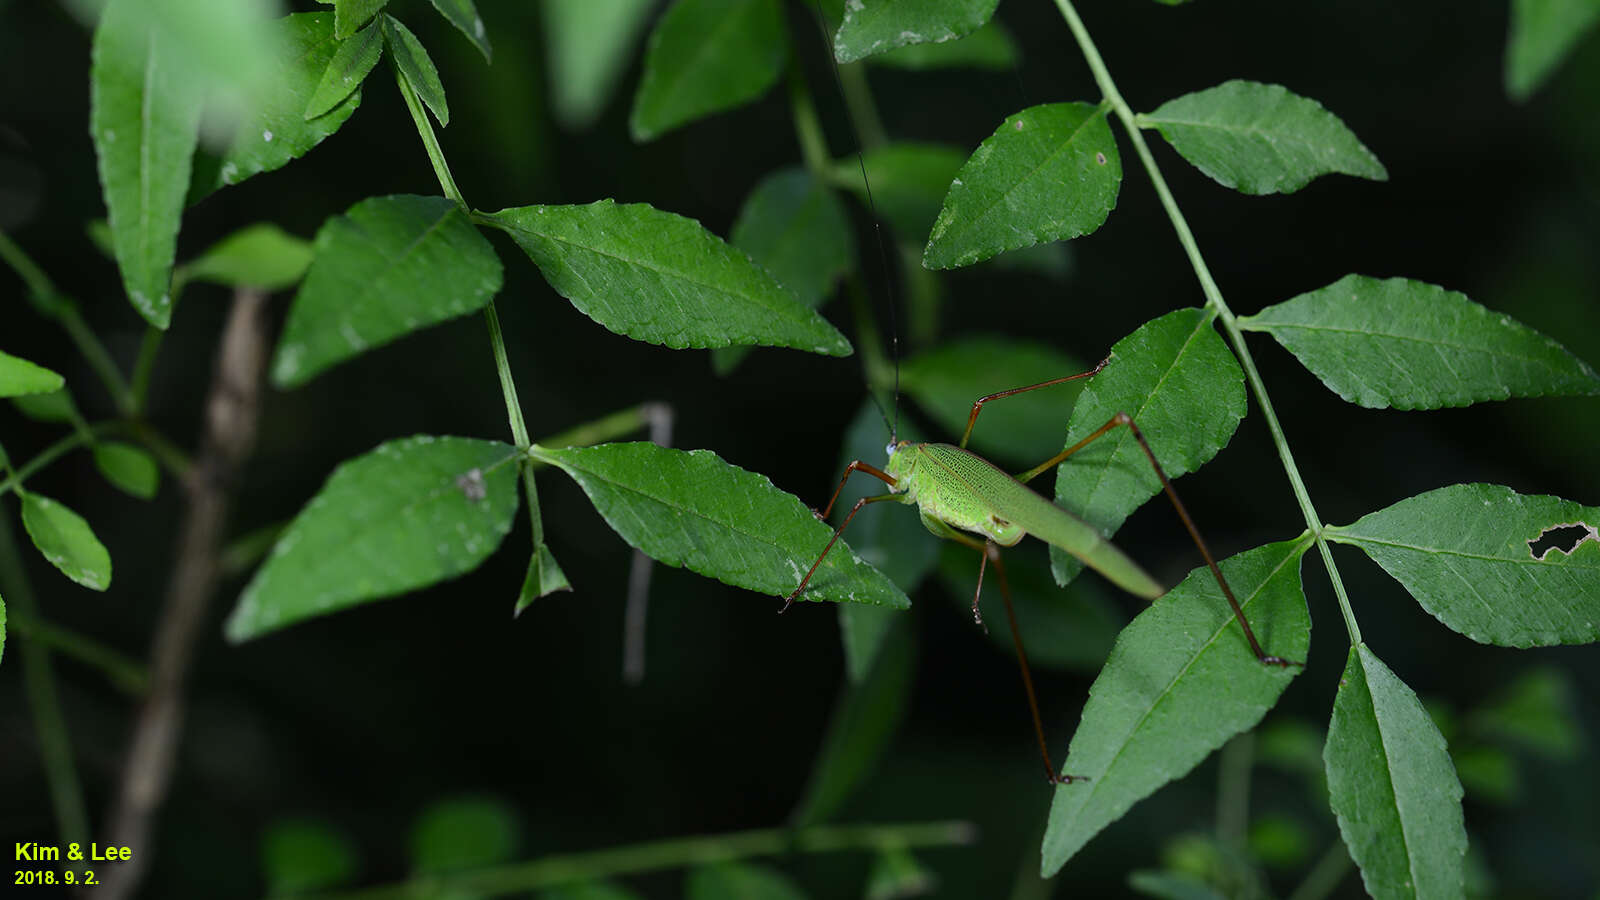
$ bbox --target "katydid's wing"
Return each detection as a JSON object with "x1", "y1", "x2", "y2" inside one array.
[{"x1": 920, "y1": 445, "x2": 1163, "y2": 599}]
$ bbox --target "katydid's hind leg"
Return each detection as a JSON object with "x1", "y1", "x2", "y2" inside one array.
[
  {"x1": 987, "y1": 544, "x2": 1087, "y2": 786},
  {"x1": 1022, "y1": 411, "x2": 1298, "y2": 668},
  {"x1": 958, "y1": 357, "x2": 1111, "y2": 450}
]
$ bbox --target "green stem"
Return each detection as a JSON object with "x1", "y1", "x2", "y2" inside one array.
[
  {"x1": 0, "y1": 509, "x2": 92, "y2": 854},
  {"x1": 1051, "y1": 0, "x2": 1361, "y2": 645},
  {"x1": 1214, "y1": 731, "x2": 1253, "y2": 845},
  {"x1": 6, "y1": 608, "x2": 150, "y2": 695},
  {"x1": 482, "y1": 304, "x2": 530, "y2": 449},
  {"x1": 129, "y1": 325, "x2": 164, "y2": 415},
  {"x1": 789, "y1": 64, "x2": 833, "y2": 177},
  {"x1": 0, "y1": 430, "x2": 94, "y2": 497},
  {"x1": 526, "y1": 403, "x2": 673, "y2": 463},
  {"x1": 0, "y1": 230, "x2": 135, "y2": 413},
  {"x1": 1285, "y1": 840, "x2": 1353, "y2": 900},
  {"x1": 296, "y1": 820, "x2": 976, "y2": 900},
  {"x1": 838, "y1": 61, "x2": 887, "y2": 150},
  {"x1": 392, "y1": 57, "x2": 465, "y2": 208}
]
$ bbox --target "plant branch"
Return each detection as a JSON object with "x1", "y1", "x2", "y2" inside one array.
[
  {"x1": 0, "y1": 509, "x2": 92, "y2": 859},
  {"x1": 0, "y1": 229, "x2": 134, "y2": 413},
  {"x1": 525, "y1": 402, "x2": 675, "y2": 461},
  {"x1": 100, "y1": 288, "x2": 272, "y2": 900},
  {"x1": 0, "y1": 429, "x2": 95, "y2": 497},
  {"x1": 6, "y1": 608, "x2": 150, "y2": 695},
  {"x1": 393, "y1": 61, "x2": 464, "y2": 208},
  {"x1": 1051, "y1": 0, "x2": 1361, "y2": 645},
  {"x1": 293, "y1": 820, "x2": 977, "y2": 900},
  {"x1": 482, "y1": 303, "x2": 530, "y2": 449},
  {"x1": 789, "y1": 64, "x2": 833, "y2": 177},
  {"x1": 1286, "y1": 839, "x2": 1354, "y2": 900},
  {"x1": 128, "y1": 325, "x2": 164, "y2": 415}
]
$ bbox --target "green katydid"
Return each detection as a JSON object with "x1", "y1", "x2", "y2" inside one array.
[{"x1": 782, "y1": 359, "x2": 1296, "y2": 785}]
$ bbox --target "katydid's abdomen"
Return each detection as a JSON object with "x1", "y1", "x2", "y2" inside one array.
[{"x1": 885, "y1": 441, "x2": 1164, "y2": 600}]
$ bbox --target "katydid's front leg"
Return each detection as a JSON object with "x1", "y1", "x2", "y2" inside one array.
[{"x1": 782, "y1": 461, "x2": 900, "y2": 613}]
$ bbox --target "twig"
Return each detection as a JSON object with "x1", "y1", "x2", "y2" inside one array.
[
  {"x1": 99, "y1": 288, "x2": 270, "y2": 900},
  {"x1": 622, "y1": 402, "x2": 673, "y2": 684}
]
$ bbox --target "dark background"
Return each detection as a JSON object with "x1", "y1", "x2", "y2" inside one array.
[{"x1": 2, "y1": 0, "x2": 1597, "y2": 896}]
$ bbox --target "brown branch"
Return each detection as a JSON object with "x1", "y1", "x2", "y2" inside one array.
[{"x1": 98, "y1": 288, "x2": 269, "y2": 900}]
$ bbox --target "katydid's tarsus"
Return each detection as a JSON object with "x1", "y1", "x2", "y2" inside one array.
[{"x1": 783, "y1": 363, "x2": 1296, "y2": 785}]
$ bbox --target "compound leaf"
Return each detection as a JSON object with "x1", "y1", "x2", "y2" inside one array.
[
  {"x1": 833, "y1": 0, "x2": 1000, "y2": 63},
  {"x1": 1143, "y1": 80, "x2": 1386, "y2": 195},
  {"x1": 1325, "y1": 644, "x2": 1466, "y2": 899},
  {"x1": 1041, "y1": 538, "x2": 1312, "y2": 873},
  {"x1": 226, "y1": 436, "x2": 521, "y2": 641},
  {"x1": 925, "y1": 102, "x2": 1121, "y2": 269},
  {"x1": 91, "y1": 0, "x2": 204, "y2": 329},
  {"x1": 1051, "y1": 309, "x2": 1246, "y2": 586},
  {"x1": 528, "y1": 442, "x2": 907, "y2": 609},
  {"x1": 273, "y1": 195, "x2": 502, "y2": 388},
  {"x1": 0, "y1": 351, "x2": 65, "y2": 398},
  {"x1": 20, "y1": 491, "x2": 112, "y2": 591},
  {"x1": 1239, "y1": 275, "x2": 1600, "y2": 409},
  {"x1": 630, "y1": 0, "x2": 786, "y2": 141},
  {"x1": 1326, "y1": 483, "x2": 1600, "y2": 647},
  {"x1": 484, "y1": 201, "x2": 850, "y2": 356}
]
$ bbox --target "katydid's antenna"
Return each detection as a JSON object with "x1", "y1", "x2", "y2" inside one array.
[{"x1": 809, "y1": 0, "x2": 900, "y2": 444}]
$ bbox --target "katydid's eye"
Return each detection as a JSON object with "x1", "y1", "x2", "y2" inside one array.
[{"x1": 885, "y1": 441, "x2": 897, "y2": 457}]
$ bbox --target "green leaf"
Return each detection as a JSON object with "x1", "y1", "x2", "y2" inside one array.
[
  {"x1": 1468, "y1": 667, "x2": 1582, "y2": 759},
  {"x1": 11, "y1": 389, "x2": 79, "y2": 425},
  {"x1": 715, "y1": 168, "x2": 854, "y2": 374},
  {"x1": 1238, "y1": 275, "x2": 1600, "y2": 409},
  {"x1": 179, "y1": 223, "x2": 315, "y2": 292},
  {"x1": 515, "y1": 544, "x2": 571, "y2": 616},
  {"x1": 20, "y1": 491, "x2": 113, "y2": 591},
  {"x1": 870, "y1": 20, "x2": 1017, "y2": 70},
  {"x1": 542, "y1": 0, "x2": 656, "y2": 130},
  {"x1": 1142, "y1": 80, "x2": 1387, "y2": 195},
  {"x1": 527, "y1": 442, "x2": 907, "y2": 609},
  {"x1": 410, "y1": 797, "x2": 519, "y2": 873},
  {"x1": 1505, "y1": 0, "x2": 1600, "y2": 100},
  {"x1": 1050, "y1": 309, "x2": 1246, "y2": 586},
  {"x1": 384, "y1": 14, "x2": 449, "y2": 127},
  {"x1": 687, "y1": 862, "x2": 808, "y2": 900},
  {"x1": 629, "y1": 0, "x2": 787, "y2": 141},
  {"x1": 93, "y1": 442, "x2": 159, "y2": 500},
  {"x1": 540, "y1": 883, "x2": 645, "y2": 900},
  {"x1": 1324, "y1": 644, "x2": 1466, "y2": 899},
  {"x1": 899, "y1": 335, "x2": 1088, "y2": 466},
  {"x1": 938, "y1": 543, "x2": 1122, "y2": 672},
  {"x1": 199, "y1": 12, "x2": 362, "y2": 195},
  {"x1": 1325, "y1": 483, "x2": 1600, "y2": 647},
  {"x1": 91, "y1": 0, "x2": 204, "y2": 329},
  {"x1": 304, "y1": 19, "x2": 383, "y2": 119},
  {"x1": 865, "y1": 847, "x2": 938, "y2": 899},
  {"x1": 335, "y1": 0, "x2": 388, "y2": 37},
  {"x1": 1041, "y1": 538, "x2": 1311, "y2": 873},
  {"x1": 273, "y1": 195, "x2": 502, "y2": 388},
  {"x1": 427, "y1": 0, "x2": 491, "y2": 62},
  {"x1": 483, "y1": 201, "x2": 850, "y2": 356},
  {"x1": 831, "y1": 402, "x2": 935, "y2": 679},
  {"x1": 262, "y1": 819, "x2": 359, "y2": 895},
  {"x1": 924, "y1": 102, "x2": 1122, "y2": 269},
  {"x1": 0, "y1": 351, "x2": 65, "y2": 398},
  {"x1": 1127, "y1": 871, "x2": 1226, "y2": 900},
  {"x1": 830, "y1": 143, "x2": 966, "y2": 241},
  {"x1": 833, "y1": 0, "x2": 1000, "y2": 63},
  {"x1": 226, "y1": 436, "x2": 521, "y2": 642},
  {"x1": 791, "y1": 612, "x2": 913, "y2": 826}
]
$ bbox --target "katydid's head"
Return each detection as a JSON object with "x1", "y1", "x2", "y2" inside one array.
[{"x1": 884, "y1": 441, "x2": 913, "y2": 484}]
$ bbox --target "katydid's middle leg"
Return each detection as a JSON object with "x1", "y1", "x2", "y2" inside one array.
[
  {"x1": 982, "y1": 539, "x2": 1087, "y2": 786},
  {"x1": 1022, "y1": 412, "x2": 1297, "y2": 668}
]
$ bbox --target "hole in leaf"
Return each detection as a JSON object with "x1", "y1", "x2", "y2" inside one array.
[{"x1": 1526, "y1": 522, "x2": 1597, "y2": 561}]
